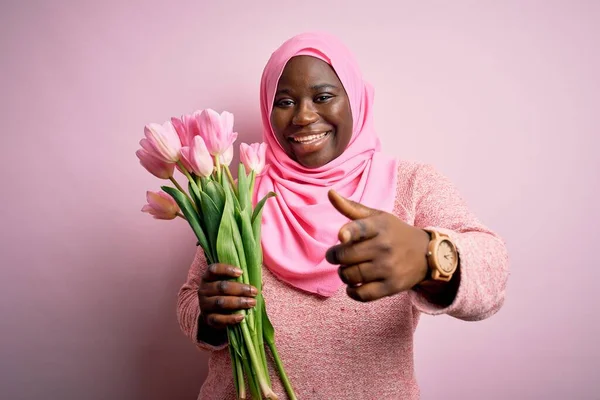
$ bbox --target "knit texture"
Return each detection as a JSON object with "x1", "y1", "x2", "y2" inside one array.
[{"x1": 176, "y1": 161, "x2": 509, "y2": 400}]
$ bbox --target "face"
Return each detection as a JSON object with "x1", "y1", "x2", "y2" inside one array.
[{"x1": 270, "y1": 56, "x2": 353, "y2": 168}]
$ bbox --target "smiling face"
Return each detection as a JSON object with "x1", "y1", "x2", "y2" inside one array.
[{"x1": 270, "y1": 56, "x2": 353, "y2": 168}]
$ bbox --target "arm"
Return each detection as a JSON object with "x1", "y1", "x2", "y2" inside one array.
[{"x1": 408, "y1": 164, "x2": 509, "y2": 321}]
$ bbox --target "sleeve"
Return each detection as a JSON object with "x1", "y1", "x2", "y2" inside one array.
[
  {"x1": 176, "y1": 247, "x2": 228, "y2": 351},
  {"x1": 406, "y1": 164, "x2": 510, "y2": 321}
]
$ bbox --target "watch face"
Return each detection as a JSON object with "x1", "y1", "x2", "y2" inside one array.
[{"x1": 438, "y1": 240, "x2": 457, "y2": 273}]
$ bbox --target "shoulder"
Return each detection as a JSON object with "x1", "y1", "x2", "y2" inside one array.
[
  {"x1": 393, "y1": 160, "x2": 440, "y2": 195},
  {"x1": 392, "y1": 160, "x2": 453, "y2": 216}
]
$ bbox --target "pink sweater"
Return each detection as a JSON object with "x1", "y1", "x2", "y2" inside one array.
[{"x1": 177, "y1": 161, "x2": 509, "y2": 400}]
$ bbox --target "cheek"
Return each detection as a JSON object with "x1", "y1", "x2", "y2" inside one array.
[
  {"x1": 334, "y1": 107, "x2": 353, "y2": 150},
  {"x1": 270, "y1": 111, "x2": 290, "y2": 147},
  {"x1": 270, "y1": 112, "x2": 285, "y2": 136}
]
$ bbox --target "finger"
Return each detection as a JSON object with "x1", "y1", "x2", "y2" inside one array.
[
  {"x1": 200, "y1": 280, "x2": 258, "y2": 297},
  {"x1": 338, "y1": 262, "x2": 382, "y2": 287},
  {"x1": 204, "y1": 312, "x2": 245, "y2": 329},
  {"x1": 326, "y1": 239, "x2": 378, "y2": 265},
  {"x1": 203, "y1": 263, "x2": 243, "y2": 282},
  {"x1": 346, "y1": 281, "x2": 390, "y2": 302},
  {"x1": 328, "y1": 190, "x2": 379, "y2": 221},
  {"x1": 338, "y1": 218, "x2": 379, "y2": 244},
  {"x1": 201, "y1": 296, "x2": 256, "y2": 313}
]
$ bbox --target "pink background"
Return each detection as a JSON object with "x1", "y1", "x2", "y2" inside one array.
[{"x1": 1, "y1": 1, "x2": 598, "y2": 399}]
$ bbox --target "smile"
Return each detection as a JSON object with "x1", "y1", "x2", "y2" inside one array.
[{"x1": 290, "y1": 131, "x2": 331, "y2": 144}]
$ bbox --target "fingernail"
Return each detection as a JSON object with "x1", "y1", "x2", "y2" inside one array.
[
  {"x1": 232, "y1": 267, "x2": 243, "y2": 276},
  {"x1": 249, "y1": 286, "x2": 258, "y2": 296},
  {"x1": 340, "y1": 230, "x2": 350, "y2": 243},
  {"x1": 235, "y1": 314, "x2": 244, "y2": 322},
  {"x1": 246, "y1": 298, "x2": 257, "y2": 307}
]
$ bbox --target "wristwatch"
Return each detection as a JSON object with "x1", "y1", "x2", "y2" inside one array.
[{"x1": 422, "y1": 229, "x2": 459, "y2": 282}]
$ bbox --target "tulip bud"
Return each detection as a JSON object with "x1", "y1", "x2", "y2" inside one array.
[
  {"x1": 144, "y1": 121, "x2": 182, "y2": 163},
  {"x1": 180, "y1": 136, "x2": 214, "y2": 177},
  {"x1": 141, "y1": 191, "x2": 180, "y2": 220},
  {"x1": 197, "y1": 109, "x2": 238, "y2": 156},
  {"x1": 136, "y1": 148, "x2": 175, "y2": 179},
  {"x1": 219, "y1": 144, "x2": 234, "y2": 166},
  {"x1": 240, "y1": 142, "x2": 267, "y2": 174}
]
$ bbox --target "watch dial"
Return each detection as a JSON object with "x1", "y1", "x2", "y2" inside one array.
[{"x1": 438, "y1": 240, "x2": 456, "y2": 273}]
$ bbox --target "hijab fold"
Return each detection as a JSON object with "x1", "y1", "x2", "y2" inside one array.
[{"x1": 254, "y1": 32, "x2": 398, "y2": 297}]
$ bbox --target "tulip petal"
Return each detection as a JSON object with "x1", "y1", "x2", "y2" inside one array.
[{"x1": 144, "y1": 121, "x2": 182, "y2": 163}]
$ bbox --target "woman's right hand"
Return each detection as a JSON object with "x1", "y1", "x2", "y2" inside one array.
[{"x1": 198, "y1": 263, "x2": 258, "y2": 329}]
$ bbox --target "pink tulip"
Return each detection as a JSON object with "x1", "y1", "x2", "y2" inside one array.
[
  {"x1": 171, "y1": 112, "x2": 202, "y2": 148},
  {"x1": 180, "y1": 136, "x2": 214, "y2": 177},
  {"x1": 136, "y1": 148, "x2": 175, "y2": 179},
  {"x1": 144, "y1": 121, "x2": 182, "y2": 163},
  {"x1": 219, "y1": 144, "x2": 234, "y2": 166},
  {"x1": 240, "y1": 142, "x2": 267, "y2": 174},
  {"x1": 141, "y1": 191, "x2": 180, "y2": 220},
  {"x1": 197, "y1": 109, "x2": 238, "y2": 156}
]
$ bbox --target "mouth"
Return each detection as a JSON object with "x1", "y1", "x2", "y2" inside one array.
[
  {"x1": 289, "y1": 131, "x2": 331, "y2": 144},
  {"x1": 287, "y1": 130, "x2": 333, "y2": 158}
]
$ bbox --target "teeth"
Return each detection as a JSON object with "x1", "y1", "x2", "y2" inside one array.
[{"x1": 292, "y1": 132, "x2": 329, "y2": 143}]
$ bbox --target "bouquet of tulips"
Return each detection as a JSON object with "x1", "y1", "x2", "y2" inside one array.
[{"x1": 137, "y1": 109, "x2": 296, "y2": 400}]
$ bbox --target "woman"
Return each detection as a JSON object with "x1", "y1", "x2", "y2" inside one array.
[{"x1": 177, "y1": 32, "x2": 509, "y2": 399}]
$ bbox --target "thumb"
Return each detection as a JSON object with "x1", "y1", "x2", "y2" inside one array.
[{"x1": 328, "y1": 189, "x2": 378, "y2": 220}]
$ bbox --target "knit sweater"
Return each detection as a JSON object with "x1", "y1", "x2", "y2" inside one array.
[{"x1": 176, "y1": 161, "x2": 509, "y2": 400}]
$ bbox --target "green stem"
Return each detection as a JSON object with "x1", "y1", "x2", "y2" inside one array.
[
  {"x1": 240, "y1": 320, "x2": 277, "y2": 399},
  {"x1": 224, "y1": 165, "x2": 239, "y2": 198},
  {"x1": 214, "y1": 156, "x2": 222, "y2": 184},
  {"x1": 227, "y1": 328, "x2": 245, "y2": 399},
  {"x1": 169, "y1": 176, "x2": 195, "y2": 210},
  {"x1": 267, "y1": 340, "x2": 297, "y2": 400},
  {"x1": 175, "y1": 162, "x2": 202, "y2": 212},
  {"x1": 178, "y1": 163, "x2": 202, "y2": 194},
  {"x1": 249, "y1": 171, "x2": 256, "y2": 202},
  {"x1": 240, "y1": 334, "x2": 261, "y2": 400}
]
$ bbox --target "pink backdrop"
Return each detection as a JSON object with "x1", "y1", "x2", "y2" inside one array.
[{"x1": 1, "y1": 1, "x2": 598, "y2": 399}]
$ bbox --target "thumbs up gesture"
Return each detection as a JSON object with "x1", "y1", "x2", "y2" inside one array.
[{"x1": 326, "y1": 190, "x2": 431, "y2": 302}]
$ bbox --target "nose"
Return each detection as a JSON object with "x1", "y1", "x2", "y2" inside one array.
[{"x1": 292, "y1": 100, "x2": 319, "y2": 126}]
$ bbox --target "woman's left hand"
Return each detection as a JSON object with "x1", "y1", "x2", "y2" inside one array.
[{"x1": 325, "y1": 190, "x2": 431, "y2": 302}]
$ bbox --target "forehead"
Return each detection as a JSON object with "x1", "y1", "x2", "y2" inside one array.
[{"x1": 277, "y1": 55, "x2": 342, "y2": 89}]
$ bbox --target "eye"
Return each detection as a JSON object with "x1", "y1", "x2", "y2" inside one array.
[
  {"x1": 274, "y1": 98, "x2": 294, "y2": 108},
  {"x1": 315, "y1": 94, "x2": 334, "y2": 103}
]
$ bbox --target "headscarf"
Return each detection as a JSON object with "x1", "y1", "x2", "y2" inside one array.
[{"x1": 254, "y1": 32, "x2": 398, "y2": 296}]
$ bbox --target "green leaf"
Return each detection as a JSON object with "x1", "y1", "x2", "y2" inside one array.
[
  {"x1": 255, "y1": 294, "x2": 270, "y2": 386},
  {"x1": 187, "y1": 181, "x2": 201, "y2": 209},
  {"x1": 200, "y1": 176, "x2": 210, "y2": 191},
  {"x1": 251, "y1": 192, "x2": 276, "y2": 257},
  {"x1": 237, "y1": 163, "x2": 250, "y2": 211},
  {"x1": 161, "y1": 186, "x2": 212, "y2": 263},
  {"x1": 239, "y1": 207, "x2": 261, "y2": 290},
  {"x1": 226, "y1": 328, "x2": 241, "y2": 397},
  {"x1": 261, "y1": 298, "x2": 275, "y2": 346},
  {"x1": 199, "y1": 191, "x2": 222, "y2": 261},
  {"x1": 216, "y1": 187, "x2": 241, "y2": 268},
  {"x1": 251, "y1": 191, "x2": 276, "y2": 224},
  {"x1": 240, "y1": 335, "x2": 261, "y2": 400},
  {"x1": 187, "y1": 179, "x2": 203, "y2": 210},
  {"x1": 223, "y1": 174, "x2": 242, "y2": 214},
  {"x1": 205, "y1": 181, "x2": 225, "y2": 215}
]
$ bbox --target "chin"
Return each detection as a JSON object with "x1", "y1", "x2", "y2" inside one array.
[{"x1": 296, "y1": 153, "x2": 335, "y2": 169}]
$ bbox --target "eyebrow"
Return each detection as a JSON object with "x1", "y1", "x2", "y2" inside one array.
[
  {"x1": 275, "y1": 83, "x2": 339, "y2": 96},
  {"x1": 311, "y1": 83, "x2": 338, "y2": 91}
]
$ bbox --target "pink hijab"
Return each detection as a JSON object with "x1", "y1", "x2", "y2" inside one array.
[{"x1": 254, "y1": 32, "x2": 398, "y2": 297}]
